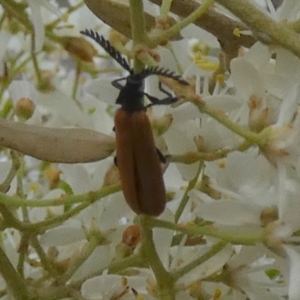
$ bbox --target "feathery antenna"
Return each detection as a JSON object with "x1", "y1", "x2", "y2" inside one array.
[
  {"x1": 139, "y1": 66, "x2": 188, "y2": 85},
  {"x1": 80, "y1": 29, "x2": 133, "y2": 73},
  {"x1": 81, "y1": 29, "x2": 188, "y2": 85}
]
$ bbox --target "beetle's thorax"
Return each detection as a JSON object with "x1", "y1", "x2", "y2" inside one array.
[{"x1": 115, "y1": 74, "x2": 146, "y2": 113}]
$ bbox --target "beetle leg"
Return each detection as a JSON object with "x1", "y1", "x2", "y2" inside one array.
[
  {"x1": 144, "y1": 82, "x2": 177, "y2": 107},
  {"x1": 111, "y1": 77, "x2": 128, "y2": 90},
  {"x1": 158, "y1": 81, "x2": 173, "y2": 97}
]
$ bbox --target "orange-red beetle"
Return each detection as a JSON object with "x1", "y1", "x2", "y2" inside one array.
[
  {"x1": 81, "y1": 29, "x2": 187, "y2": 216},
  {"x1": 114, "y1": 109, "x2": 166, "y2": 215}
]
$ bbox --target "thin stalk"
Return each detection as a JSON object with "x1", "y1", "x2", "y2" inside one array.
[
  {"x1": 58, "y1": 236, "x2": 100, "y2": 284},
  {"x1": 16, "y1": 234, "x2": 28, "y2": 277},
  {"x1": 216, "y1": 0, "x2": 300, "y2": 59},
  {"x1": 172, "y1": 240, "x2": 228, "y2": 280},
  {"x1": 18, "y1": 200, "x2": 96, "y2": 233},
  {"x1": 175, "y1": 161, "x2": 203, "y2": 223},
  {"x1": 0, "y1": 184, "x2": 120, "y2": 208},
  {"x1": 0, "y1": 247, "x2": 29, "y2": 300},
  {"x1": 148, "y1": 218, "x2": 265, "y2": 245},
  {"x1": 148, "y1": 0, "x2": 214, "y2": 47},
  {"x1": 72, "y1": 61, "x2": 84, "y2": 109},
  {"x1": 169, "y1": 148, "x2": 231, "y2": 164},
  {"x1": 128, "y1": 0, "x2": 146, "y2": 72},
  {"x1": 193, "y1": 102, "x2": 264, "y2": 145},
  {"x1": 140, "y1": 216, "x2": 175, "y2": 300},
  {"x1": 30, "y1": 34, "x2": 43, "y2": 86},
  {"x1": 160, "y1": 0, "x2": 173, "y2": 16},
  {"x1": 0, "y1": 152, "x2": 20, "y2": 193},
  {"x1": 108, "y1": 253, "x2": 146, "y2": 273},
  {"x1": 30, "y1": 235, "x2": 57, "y2": 276}
]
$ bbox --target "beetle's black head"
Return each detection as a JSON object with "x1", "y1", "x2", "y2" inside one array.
[{"x1": 115, "y1": 73, "x2": 146, "y2": 112}]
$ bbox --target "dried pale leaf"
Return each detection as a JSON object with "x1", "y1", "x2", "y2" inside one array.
[
  {"x1": 83, "y1": 0, "x2": 155, "y2": 39},
  {"x1": 0, "y1": 119, "x2": 115, "y2": 163}
]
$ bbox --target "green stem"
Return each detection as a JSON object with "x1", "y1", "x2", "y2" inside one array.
[
  {"x1": 0, "y1": 246, "x2": 29, "y2": 300},
  {"x1": 19, "y1": 200, "x2": 95, "y2": 233},
  {"x1": 0, "y1": 53, "x2": 31, "y2": 103},
  {"x1": 58, "y1": 236, "x2": 100, "y2": 284},
  {"x1": 16, "y1": 234, "x2": 28, "y2": 277},
  {"x1": 149, "y1": 219, "x2": 264, "y2": 245},
  {"x1": 1, "y1": 196, "x2": 100, "y2": 234},
  {"x1": 30, "y1": 34, "x2": 44, "y2": 87},
  {"x1": 288, "y1": 18, "x2": 300, "y2": 33},
  {"x1": 216, "y1": 0, "x2": 300, "y2": 59},
  {"x1": 129, "y1": 0, "x2": 147, "y2": 72},
  {"x1": 30, "y1": 235, "x2": 57, "y2": 276},
  {"x1": 203, "y1": 106, "x2": 259, "y2": 143},
  {"x1": 140, "y1": 216, "x2": 175, "y2": 300},
  {"x1": 0, "y1": 184, "x2": 120, "y2": 208},
  {"x1": 0, "y1": 152, "x2": 20, "y2": 193},
  {"x1": 169, "y1": 148, "x2": 230, "y2": 164},
  {"x1": 148, "y1": 0, "x2": 214, "y2": 47},
  {"x1": 160, "y1": 0, "x2": 173, "y2": 15},
  {"x1": 172, "y1": 240, "x2": 228, "y2": 280},
  {"x1": 72, "y1": 61, "x2": 84, "y2": 109},
  {"x1": 0, "y1": 0, "x2": 32, "y2": 32},
  {"x1": 108, "y1": 253, "x2": 145, "y2": 273},
  {"x1": 193, "y1": 101, "x2": 263, "y2": 145},
  {"x1": 70, "y1": 253, "x2": 146, "y2": 290},
  {"x1": 169, "y1": 139, "x2": 254, "y2": 165},
  {"x1": 174, "y1": 162, "x2": 203, "y2": 223},
  {"x1": 0, "y1": 203, "x2": 22, "y2": 230},
  {"x1": 129, "y1": 0, "x2": 146, "y2": 43},
  {"x1": 45, "y1": 2, "x2": 83, "y2": 29}
]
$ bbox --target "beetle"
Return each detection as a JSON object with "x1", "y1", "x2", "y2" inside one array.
[{"x1": 81, "y1": 29, "x2": 187, "y2": 216}]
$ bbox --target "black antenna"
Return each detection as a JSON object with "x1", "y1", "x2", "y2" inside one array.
[
  {"x1": 80, "y1": 29, "x2": 133, "y2": 74},
  {"x1": 139, "y1": 66, "x2": 188, "y2": 85},
  {"x1": 81, "y1": 29, "x2": 188, "y2": 85}
]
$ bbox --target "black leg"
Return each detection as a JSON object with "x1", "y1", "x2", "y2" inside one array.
[
  {"x1": 111, "y1": 77, "x2": 127, "y2": 90},
  {"x1": 158, "y1": 81, "x2": 172, "y2": 98},
  {"x1": 144, "y1": 82, "x2": 178, "y2": 107},
  {"x1": 144, "y1": 93, "x2": 177, "y2": 107}
]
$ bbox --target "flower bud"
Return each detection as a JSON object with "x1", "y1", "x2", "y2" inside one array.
[
  {"x1": 122, "y1": 225, "x2": 141, "y2": 250},
  {"x1": 15, "y1": 97, "x2": 35, "y2": 120},
  {"x1": 64, "y1": 36, "x2": 97, "y2": 62}
]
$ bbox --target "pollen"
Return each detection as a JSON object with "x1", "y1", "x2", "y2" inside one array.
[
  {"x1": 136, "y1": 294, "x2": 144, "y2": 300},
  {"x1": 29, "y1": 182, "x2": 40, "y2": 193},
  {"x1": 218, "y1": 161, "x2": 226, "y2": 168},
  {"x1": 233, "y1": 27, "x2": 241, "y2": 37},
  {"x1": 213, "y1": 288, "x2": 222, "y2": 299},
  {"x1": 193, "y1": 52, "x2": 219, "y2": 71},
  {"x1": 191, "y1": 41, "x2": 210, "y2": 55},
  {"x1": 216, "y1": 74, "x2": 225, "y2": 85}
]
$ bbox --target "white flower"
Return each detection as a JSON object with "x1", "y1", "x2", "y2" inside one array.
[
  {"x1": 27, "y1": 0, "x2": 61, "y2": 51},
  {"x1": 81, "y1": 271, "x2": 152, "y2": 299},
  {"x1": 282, "y1": 245, "x2": 300, "y2": 300},
  {"x1": 227, "y1": 245, "x2": 285, "y2": 300}
]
